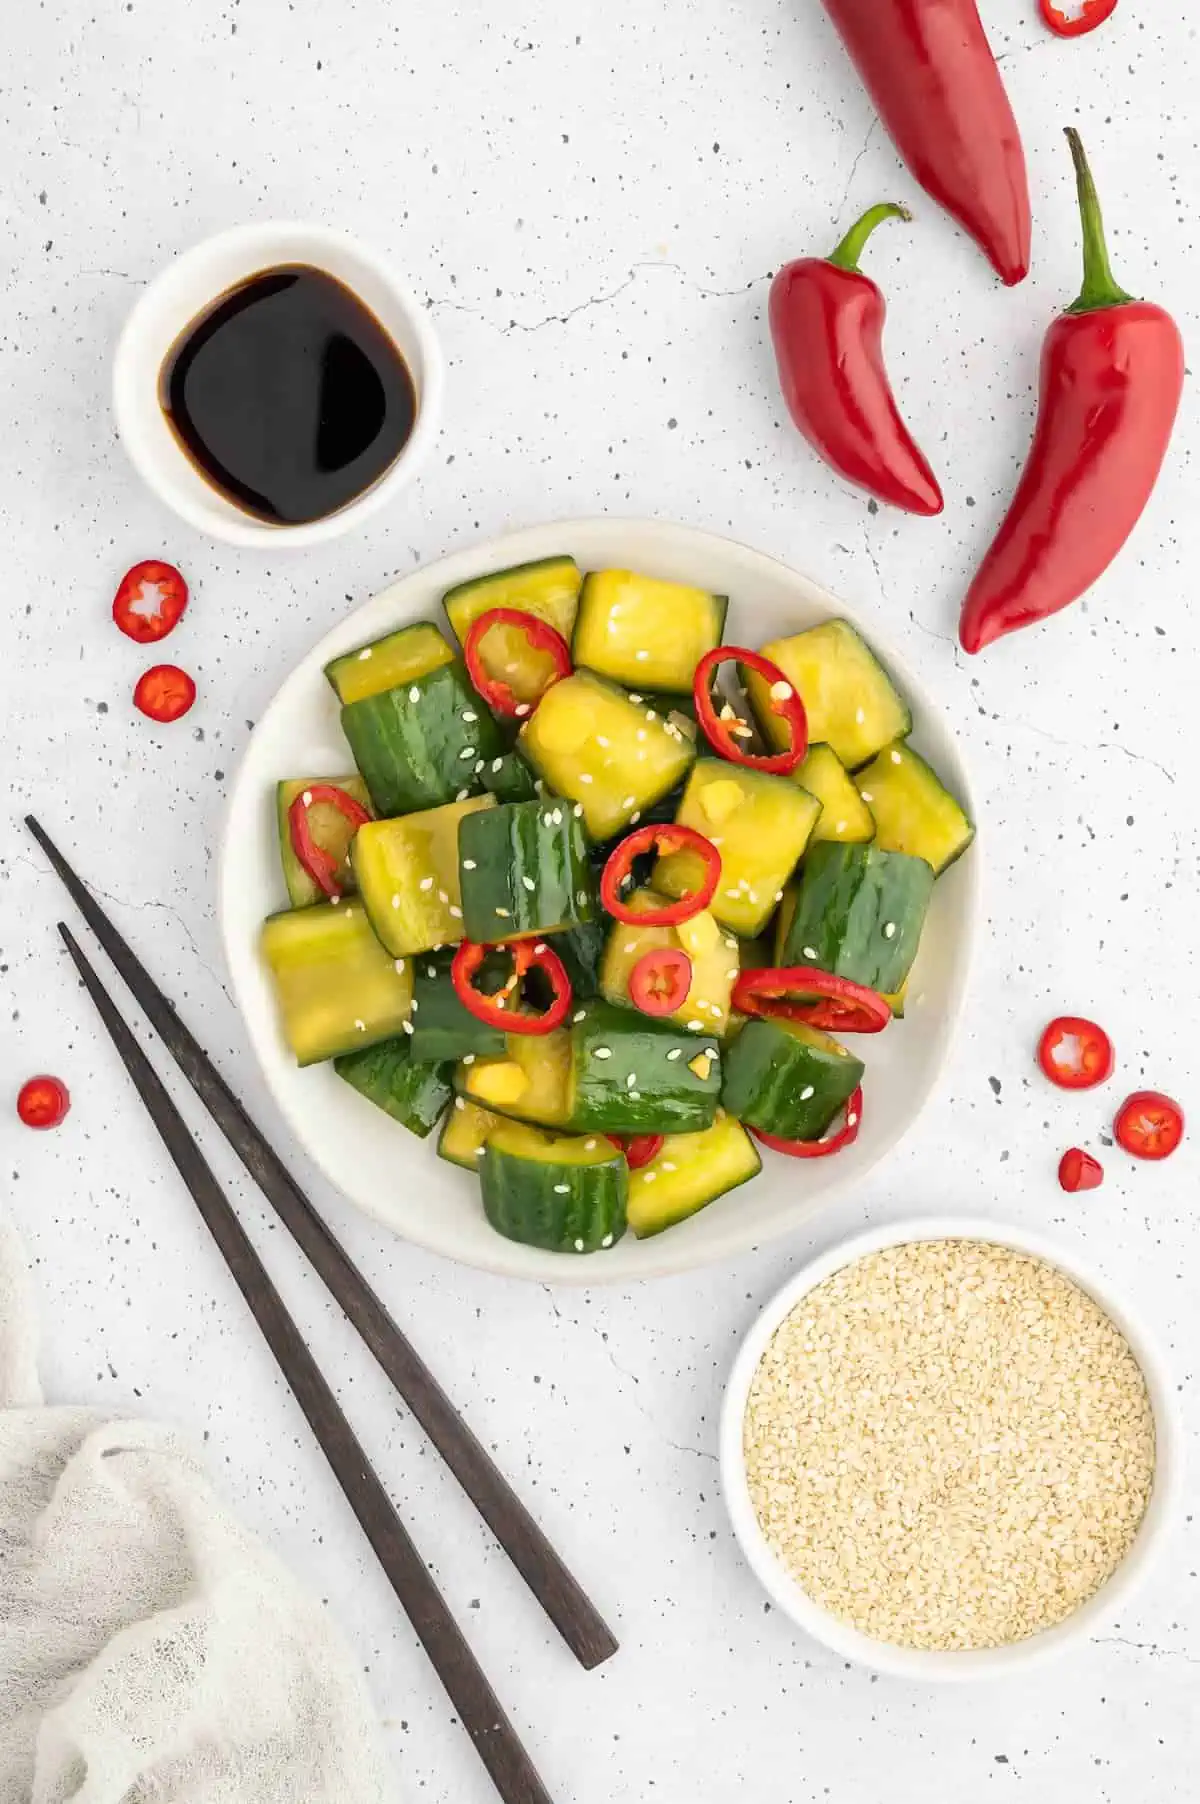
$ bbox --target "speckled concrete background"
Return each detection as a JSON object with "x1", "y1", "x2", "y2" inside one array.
[{"x1": 1, "y1": 3, "x2": 1196, "y2": 1800}]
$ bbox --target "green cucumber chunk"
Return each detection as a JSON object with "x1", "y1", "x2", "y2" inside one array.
[
  {"x1": 455, "y1": 1029, "x2": 573, "y2": 1128},
  {"x1": 571, "y1": 569, "x2": 727, "y2": 694},
  {"x1": 410, "y1": 953, "x2": 507, "y2": 1063},
  {"x1": 443, "y1": 556, "x2": 582, "y2": 709},
  {"x1": 325, "y1": 621, "x2": 455, "y2": 705},
  {"x1": 352, "y1": 795, "x2": 496, "y2": 957},
  {"x1": 480, "y1": 749, "x2": 541, "y2": 804},
  {"x1": 520, "y1": 671, "x2": 695, "y2": 840},
  {"x1": 556, "y1": 916, "x2": 609, "y2": 1001},
  {"x1": 459, "y1": 798, "x2": 595, "y2": 943},
  {"x1": 600, "y1": 890, "x2": 739, "y2": 1035},
  {"x1": 654, "y1": 759, "x2": 821, "y2": 939},
  {"x1": 720, "y1": 1016, "x2": 864, "y2": 1140},
  {"x1": 341, "y1": 660, "x2": 505, "y2": 818},
  {"x1": 276, "y1": 775, "x2": 372, "y2": 909},
  {"x1": 794, "y1": 744, "x2": 875, "y2": 845},
  {"x1": 627, "y1": 1113, "x2": 761, "y2": 1237},
  {"x1": 260, "y1": 901, "x2": 413, "y2": 1067},
  {"x1": 567, "y1": 998, "x2": 721, "y2": 1136},
  {"x1": 480, "y1": 1119, "x2": 628, "y2": 1254},
  {"x1": 438, "y1": 1098, "x2": 502, "y2": 1170},
  {"x1": 856, "y1": 742, "x2": 974, "y2": 875},
  {"x1": 333, "y1": 1037, "x2": 452, "y2": 1139},
  {"x1": 746, "y1": 620, "x2": 911, "y2": 769},
  {"x1": 779, "y1": 840, "x2": 934, "y2": 994}
]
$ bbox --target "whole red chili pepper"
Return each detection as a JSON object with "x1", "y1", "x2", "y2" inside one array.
[
  {"x1": 769, "y1": 203, "x2": 943, "y2": 517},
  {"x1": 820, "y1": 0, "x2": 1030, "y2": 286},
  {"x1": 1040, "y1": 0, "x2": 1118, "y2": 39},
  {"x1": 960, "y1": 131, "x2": 1184, "y2": 654}
]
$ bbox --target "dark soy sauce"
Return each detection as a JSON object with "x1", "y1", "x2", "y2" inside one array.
[{"x1": 160, "y1": 265, "x2": 417, "y2": 525}]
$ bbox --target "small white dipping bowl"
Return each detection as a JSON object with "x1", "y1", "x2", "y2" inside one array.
[
  {"x1": 720, "y1": 1216, "x2": 1181, "y2": 1680},
  {"x1": 113, "y1": 222, "x2": 442, "y2": 549}
]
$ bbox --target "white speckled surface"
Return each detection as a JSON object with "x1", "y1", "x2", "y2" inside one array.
[{"x1": 1, "y1": 3, "x2": 1196, "y2": 1799}]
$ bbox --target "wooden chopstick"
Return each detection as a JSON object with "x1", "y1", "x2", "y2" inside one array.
[
  {"x1": 25, "y1": 814, "x2": 617, "y2": 1673},
  {"x1": 57, "y1": 921, "x2": 555, "y2": 1804}
]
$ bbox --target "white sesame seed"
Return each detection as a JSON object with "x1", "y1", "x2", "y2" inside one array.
[
  {"x1": 890, "y1": 748, "x2": 903, "y2": 764},
  {"x1": 522, "y1": 876, "x2": 536, "y2": 891},
  {"x1": 642, "y1": 1170, "x2": 657, "y2": 1183},
  {"x1": 552, "y1": 808, "x2": 563, "y2": 825},
  {"x1": 463, "y1": 710, "x2": 478, "y2": 723},
  {"x1": 358, "y1": 647, "x2": 372, "y2": 660},
  {"x1": 686, "y1": 1019, "x2": 704, "y2": 1032},
  {"x1": 574, "y1": 804, "x2": 584, "y2": 818},
  {"x1": 629, "y1": 1090, "x2": 641, "y2": 1101},
  {"x1": 860, "y1": 790, "x2": 874, "y2": 803},
  {"x1": 396, "y1": 960, "x2": 408, "y2": 974},
  {"x1": 803, "y1": 946, "x2": 818, "y2": 960},
  {"x1": 629, "y1": 693, "x2": 643, "y2": 705},
  {"x1": 631, "y1": 811, "x2": 641, "y2": 824},
  {"x1": 846, "y1": 1111, "x2": 859, "y2": 1128},
  {"x1": 462, "y1": 1053, "x2": 476, "y2": 1065},
  {"x1": 601, "y1": 1233, "x2": 614, "y2": 1248},
  {"x1": 593, "y1": 1047, "x2": 612, "y2": 1059},
  {"x1": 456, "y1": 788, "x2": 470, "y2": 802},
  {"x1": 392, "y1": 893, "x2": 401, "y2": 909},
  {"x1": 666, "y1": 1048, "x2": 682, "y2": 1061},
  {"x1": 419, "y1": 876, "x2": 434, "y2": 891},
  {"x1": 855, "y1": 707, "x2": 865, "y2": 724},
  {"x1": 330, "y1": 895, "x2": 341, "y2": 906},
  {"x1": 726, "y1": 967, "x2": 739, "y2": 980},
  {"x1": 474, "y1": 1145, "x2": 486, "y2": 1158},
  {"x1": 573, "y1": 1010, "x2": 587, "y2": 1023},
  {"x1": 534, "y1": 943, "x2": 547, "y2": 954},
  {"x1": 459, "y1": 747, "x2": 475, "y2": 761},
  {"x1": 626, "y1": 1072, "x2": 638, "y2": 1089},
  {"x1": 301, "y1": 789, "x2": 313, "y2": 807},
  {"x1": 596, "y1": 734, "x2": 610, "y2": 748},
  {"x1": 495, "y1": 907, "x2": 510, "y2": 917},
  {"x1": 769, "y1": 680, "x2": 793, "y2": 702},
  {"x1": 577, "y1": 889, "x2": 588, "y2": 906},
  {"x1": 725, "y1": 888, "x2": 741, "y2": 900},
  {"x1": 883, "y1": 922, "x2": 898, "y2": 941},
  {"x1": 645, "y1": 709, "x2": 658, "y2": 721},
  {"x1": 463, "y1": 859, "x2": 477, "y2": 871},
  {"x1": 622, "y1": 796, "x2": 635, "y2": 810},
  {"x1": 426, "y1": 964, "x2": 437, "y2": 977},
  {"x1": 624, "y1": 941, "x2": 637, "y2": 954},
  {"x1": 636, "y1": 729, "x2": 647, "y2": 742},
  {"x1": 354, "y1": 1018, "x2": 365, "y2": 1031},
  {"x1": 747, "y1": 891, "x2": 759, "y2": 905},
  {"x1": 402, "y1": 1020, "x2": 414, "y2": 1035},
  {"x1": 515, "y1": 703, "x2": 531, "y2": 717},
  {"x1": 800, "y1": 1084, "x2": 815, "y2": 1101},
  {"x1": 578, "y1": 773, "x2": 593, "y2": 784},
  {"x1": 474, "y1": 761, "x2": 485, "y2": 775},
  {"x1": 491, "y1": 758, "x2": 504, "y2": 773},
  {"x1": 409, "y1": 686, "x2": 420, "y2": 704},
  {"x1": 449, "y1": 905, "x2": 463, "y2": 919},
  {"x1": 775, "y1": 890, "x2": 784, "y2": 902},
  {"x1": 635, "y1": 649, "x2": 649, "y2": 662},
  {"x1": 585, "y1": 1138, "x2": 598, "y2": 1150},
  {"x1": 410, "y1": 999, "x2": 419, "y2": 1012},
  {"x1": 438, "y1": 889, "x2": 449, "y2": 904},
  {"x1": 836, "y1": 820, "x2": 848, "y2": 834},
  {"x1": 661, "y1": 1161, "x2": 677, "y2": 1173},
  {"x1": 554, "y1": 1183, "x2": 570, "y2": 1195}
]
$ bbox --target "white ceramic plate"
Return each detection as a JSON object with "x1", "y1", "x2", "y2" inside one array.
[
  {"x1": 219, "y1": 519, "x2": 980, "y2": 1282},
  {"x1": 720, "y1": 1217, "x2": 1181, "y2": 1678}
]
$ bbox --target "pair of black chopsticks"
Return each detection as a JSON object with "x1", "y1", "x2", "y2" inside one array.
[{"x1": 25, "y1": 815, "x2": 616, "y2": 1804}]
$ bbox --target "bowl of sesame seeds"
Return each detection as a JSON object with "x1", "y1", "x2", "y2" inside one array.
[{"x1": 721, "y1": 1217, "x2": 1179, "y2": 1676}]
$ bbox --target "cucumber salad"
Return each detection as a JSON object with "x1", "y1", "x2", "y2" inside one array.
[{"x1": 260, "y1": 556, "x2": 973, "y2": 1255}]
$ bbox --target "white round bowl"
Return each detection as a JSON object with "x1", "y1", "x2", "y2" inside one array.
[
  {"x1": 113, "y1": 222, "x2": 442, "y2": 549},
  {"x1": 219, "y1": 518, "x2": 981, "y2": 1282},
  {"x1": 720, "y1": 1216, "x2": 1181, "y2": 1679}
]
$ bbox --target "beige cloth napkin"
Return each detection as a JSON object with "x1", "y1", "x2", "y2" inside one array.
[{"x1": 0, "y1": 1215, "x2": 391, "y2": 1804}]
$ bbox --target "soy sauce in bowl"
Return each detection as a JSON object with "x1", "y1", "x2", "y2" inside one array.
[{"x1": 159, "y1": 265, "x2": 417, "y2": 526}]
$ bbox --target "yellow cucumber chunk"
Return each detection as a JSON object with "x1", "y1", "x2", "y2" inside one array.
[
  {"x1": 443, "y1": 556, "x2": 582, "y2": 707},
  {"x1": 794, "y1": 744, "x2": 875, "y2": 844},
  {"x1": 856, "y1": 741, "x2": 974, "y2": 876},
  {"x1": 439, "y1": 1099, "x2": 500, "y2": 1168},
  {"x1": 352, "y1": 795, "x2": 495, "y2": 957},
  {"x1": 276, "y1": 775, "x2": 372, "y2": 909},
  {"x1": 600, "y1": 890, "x2": 739, "y2": 1034},
  {"x1": 627, "y1": 1113, "x2": 761, "y2": 1238},
  {"x1": 572, "y1": 569, "x2": 725, "y2": 693},
  {"x1": 520, "y1": 670, "x2": 694, "y2": 839},
  {"x1": 746, "y1": 619, "x2": 911, "y2": 769},
  {"x1": 655, "y1": 759, "x2": 821, "y2": 938},
  {"x1": 325, "y1": 621, "x2": 454, "y2": 705},
  {"x1": 261, "y1": 901, "x2": 413, "y2": 1067},
  {"x1": 458, "y1": 1030, "x2": 573, "y2": 1128},
  {"x1": 487, "y1": 1118, "x2": 622, "y2": 1167}
]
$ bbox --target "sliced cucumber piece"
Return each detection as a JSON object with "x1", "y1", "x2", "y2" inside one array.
[
  {"x1": 654, "y1": 759, "x2": 821, "y2": 938},
  {"x1": 720, "y1": 1016, "x2": 864, "y2": 1141},
  {"x1": 340, "y1": 661, "x2": 504, "y2": 819},
  {"x1": 459, "y1": 798, "x2": 595, "y2": 943},
  {"x1": 275, "y1": 775, "x2": 372, "y2": 909},
  {"x1": 455, "y1": 1029, "x2": 573, "y2": 1128},
  {"x1": 480, "y1": 749, "x2": 541, "y2": 804},
  {"x1": 778, "y1": 840, "x2": 934, "y2": 995},
  {"x1": 443, "y1": 556, "x2": 582, "y2": 709},
  {"x1": 745, "y1": 620, "x2": 911, "y2": 770},
  {"x1": 410, "y1": 953, "x2": 507, "y2": 1063},
  {"x1": 480, "y1": 1120, "x2": 627, "y2": 1254},
  {"x1": 352, "y1": 795, "x2": 496, "y2": 957},
  {"x1": 438, "y1": 1098, "x2": 501, "y2": 1170},
  {"x1": 794, "y1": 744, "x2": 875, "y2": 845},
  {"x1": 600, "y1": 891, "x2": 739, "y2": 1035},
  {"x1": 627, "y1": 1112, "x2": 761, "y2": 1237},
  {"x1": 571, "y1": 569, "x2": 727, "y2": 694},
  {"x1": 325, "y1": 621, "x2": 455, "y2": 705},
  {"x1": 260, "y1": 901, "x2": 413, "y2": 1067},
  {"x1": 856, "y1": 741, "x2": 974, "y2": 875},
  {"x1": 333, "y1": 1038, "x2": 452, "y2": 1139},
  {"x1": 520, "y1": 671, "x2": 695, "y2": 840},
  {"x1": 556, "y1": 916, "x2": 609, "y2": 1001},
  {"x1": 567, "y1": 999, "x2": 721, "y2": 1136}
]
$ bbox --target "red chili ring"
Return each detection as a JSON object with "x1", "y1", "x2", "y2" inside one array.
[
  {"x1": 112, "y1": 559, "x2": 189, "y2": 644},
  {"x1": 1037, "y1": 1015, "x2": 1114, "y2": 1089},
  {"x1": 133, "y1": 663, "x2": 196, "y2": 723},
  {"x1": 287, "y1": 784, "x2": 372, "y2": 900},
  {"x1": 600, "y1": 824, "x2": 721, "y2": 926},
  {"x1": 629, "y1": 948, "x2": 693, "y2": 1018},
  {"x1": 1058, "y1": 1147, "x2": 1104, "y2": 1192},
  {"x1": 732, "y1": 966, "x2": 891, "y2": 1034},
  {"x1": 17, "y1": 1075, "x2": 71, "y2": 1129},
  {"x1": 1113, "y1": 1091, "x2": 1184, "y2": 1162},
  {"x1": 750, "y1": 1086, "x2": 863, "y2": 1160},
  {"x1": 693, "y1": 646, "x2": 809, "y2": 776},
  {"x1": 607, "y1": 1133, "x2": 665, "y2": 1171},
  {"x1": 463, "y1": 607, "x2": 572, "y2": 719},
  {"x1": 451, "y1": 938, "x2": 572, "y2": 1036},
  {"x1": 1040, "y1": 0, "x2": 1118, "y2": 39}
]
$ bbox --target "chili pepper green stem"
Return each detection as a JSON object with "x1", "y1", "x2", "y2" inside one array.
[
  {"x1": 1064, "y1": 128, "x2": 1134, "y2": 314},
  {"x1": 826, "y1": 202, "x2": 912, "y2": 274}
]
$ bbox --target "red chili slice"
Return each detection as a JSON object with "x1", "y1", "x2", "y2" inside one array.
[
  {"x1": 287, "y1": 783, "x2": 372, "y2": 900},
  {"x1": 751, "y1": 1086, "x2": 863, "y2": 1160},
  {"x1": 629, "y1": 948, "x2": 692, "y2": 1018},
  {"x1": 112, "y1": 560, "x2": 189, "y2": 644},
  {"x1": 733, "y1": 966, "x2": 891, "y2": 1034},
  {"x1": 600, "y1": 824, "x2": 721, "y2": 926},
  {"x1": 1037, "y1": 1015, "x2": 1114, "y2": 1089},
  {"x1": 693, "y1": 647, "x2": 809, "y2": 776},
  {"x1": 133, "y1": 663, "x2": 196, "y2": 723},
  {"x1": 623, "y1": 1134, "x2": 665, "y2": 1171},
  {"x1": 463, "y1": 608, "x2": 572, "y2": 719},
  {"x1": 451, "y1": 938, "x2": 572, "y2": 1035},
  {"x1": 17, "y1": 1075, "x2": 71, "y2": 1129},
  {"x1": 1040, "y1": 0, "x2": 1118, "y2": 39},
  {"x1": 1058, "y1": 1147, "x2": 1104, "y2": 1192},
  {"x1": 1114, "y1": 1091, "x2": 1184, "y2": 1162}
]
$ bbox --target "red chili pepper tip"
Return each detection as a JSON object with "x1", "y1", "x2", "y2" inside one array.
[
  {"x1": 1037, "y1": 1015, "x2": 1114, "y2": 1090},
  {"x1": 133, "y1": 663, "x2": 196, "y2": 724},
  {"x1": 464, "y1": 608, "x2": 572, "y2": 719},
  {"x1": 693, "y1": 647, "x2": 809, "y2": 776},
  {"x1": 600, "y1": 824, "x2": 721, "y2": 927},
  {"x1": 1114, "y1": 1091, "x2": 1184, "y2": 1163},
  {"x1": 1058, "y1": 1147, "x2": 1103, "y2": 1192},
  {"x1": 733, "y1": 966, "x2": 891, "y2": 1035},
  {"x1": 112, "y1": 560, "x2": 189, "y2": 644},
  {"x1": 17, "y1": 1075, "x2": 71, "y2": 1129}
]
